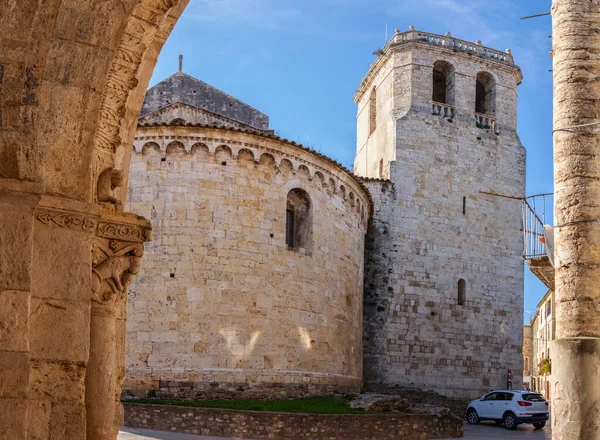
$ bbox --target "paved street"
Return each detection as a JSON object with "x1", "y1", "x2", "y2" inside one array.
[
  {"x1": 120, "y1": 422, "x2": 551, "y2": 440},
  {"x1": 118, "y1": 428, "x2": 242, "y2": 440},
  {"x1": 460, "y1": 421, "x2": 551, "y2": 439}
]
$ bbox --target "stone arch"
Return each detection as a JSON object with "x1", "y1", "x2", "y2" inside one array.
[
  {"x1": 339, "y1": 184, "x2": 347, "y2": 200},
  {"x1": 166, "y1": 141, "x2": 185, "y2": 156},
  {"x1": 0, "y1": 0, "x2": 187, "y2": 201},
  {"x1": 349, "y1": 191, "x2": 356, "y2": 207},
  {"x1": 142, "y1": 142, "x2": 161, "y2": 155},
  {"x1": 432, "y1": 60, "x2": 456, "y2": 105},
  {"x1": 215, "y1": 145, "x2": 233, "y2": 165},
  {"x1": 237, "y1": 148, "x2": 255, "y2": 163},
  {"x1": 171, "y1": 118, "x2": 186, "y2": 125},
  {"x1": 190, "y1": 143, "x2": 210, "y2": 159},
  {"x1": 0, "y1": 1, "x2": 190, "y2": 439},
  {"x1": 279, "y1": 158, "x2": 294, "y2": 175},
  {"x1": 259, "y1": 152, "x2": 276, "y2": 166},
  {"x1": 475, "y1": 71, "x2": 496, "y2": 115},
  {"x1": 314, "y1": 171, "x2": 325, "y2": 187},
  {"x1": 286, "y1": 188, "x2": 312, "y2": 254},
  {"x1": 328, "y1": 177, "x2": 337, "y2": 194},
  {"x1": 297, "y1": 164, "x2": 311, "y2": 180}
]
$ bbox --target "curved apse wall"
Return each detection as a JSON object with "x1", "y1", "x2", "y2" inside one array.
[{"x1": 125, "y1": 124, "x2": 370, "y2": 398}]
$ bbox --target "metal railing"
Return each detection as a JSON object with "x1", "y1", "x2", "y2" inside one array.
[{"x1": 522, "y1": 193, "x2": 553, "y2": 259}]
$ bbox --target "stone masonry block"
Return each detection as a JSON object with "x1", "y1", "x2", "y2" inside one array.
[
  {"x1": 0, "y1": 351, "x2": 29, "y2": 399},
  {"x1": 29, "y1": 298, "x2": 89, "y2": 362},
  {"x1": 0, "y1": 398, "x2": 27, "y2": 440},
  {"x1": 0, "y1": 290, "x2": 30, "y2": 352},
  {"x1": 29, "y1": 359, "x2": 86, "y2": 401}
]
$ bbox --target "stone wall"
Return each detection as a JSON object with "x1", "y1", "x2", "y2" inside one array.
[
  {"x1": 125, "y1": 125, "x2": 370, "y2": 398},
  {"x1": 123, "y1": 403, "x2": 464, "y2": 440},
  {"x1": 357, "y1": 31, "x2": 526, "y2": 398}
]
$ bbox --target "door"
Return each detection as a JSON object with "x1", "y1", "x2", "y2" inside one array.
[
  {"x1": 479, "y1": 392, "x2": 498, "y2": 418},
  {"x1": 491, "y1": 392, "x2": 514, "y2": 419}
]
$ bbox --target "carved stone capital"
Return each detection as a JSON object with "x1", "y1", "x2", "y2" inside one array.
[{"x1": 91, "y1": 209, "x2": 151, "y2": 310}]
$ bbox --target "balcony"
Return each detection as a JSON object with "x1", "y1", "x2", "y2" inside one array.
[
  {"x1": 431, "y1": 102, "x2": 456, "y2": 118},
  {"x1": 474, "y1": 112, "x2": 496, "y2": 132},
  {"x1": 522, "y1": 193, "x2": 555, "y2": 290}
]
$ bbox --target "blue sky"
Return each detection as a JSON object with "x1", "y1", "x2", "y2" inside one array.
[{"x1": 150, "y1": 0, "x2": 554, "y2": 323}]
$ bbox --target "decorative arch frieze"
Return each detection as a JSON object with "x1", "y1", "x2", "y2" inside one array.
[{"x1": 132, "y1": 130, "x2": 372, "y2": 227}]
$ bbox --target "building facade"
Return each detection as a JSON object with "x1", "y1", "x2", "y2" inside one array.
[
  {"x1": 530, "y1": 290, "x2": 554, "y2": 399},
  {"x1": 125, "y1": 28, "x2": 526, "y2": 400},
  {"x1": 124, "y1": 71, "x2": 370, "y2": 398},
  {"x1": 357, "y1": 29, "x2": 526, "y2": 398},
  {"x1": 523, "y1": 325, "x2": 533, "y2": 389}
]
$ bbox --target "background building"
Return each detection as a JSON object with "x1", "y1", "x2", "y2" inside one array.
[
  {"x1": 530, "y1": 290, "x2": 554, "y2": 399},
  {"x1": 358, "y1": 29, "x2": 526, "y2": 398},
  {"x1": 125, "y1": 29, "x2": 526, "y2": 400},
  {"x1": 523, "y1": 325, "x2": 533, "y2": 389},
  {"x1": 125, "y1": 68, "x2": 370, "y2": 398}
]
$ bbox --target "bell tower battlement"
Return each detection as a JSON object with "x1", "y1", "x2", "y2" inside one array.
[{"x1": 353, "y1": 27, "x2": 523, "y2": 179}]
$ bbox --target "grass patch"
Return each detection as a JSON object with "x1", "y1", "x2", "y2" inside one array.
[{"x1": 125, "y1": 396, "x2": 367, "y2": 414}]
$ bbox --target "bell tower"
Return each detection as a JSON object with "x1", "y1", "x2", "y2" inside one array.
[{"x1": 356, "y1": 27, "x2": 526, "y2": 398}]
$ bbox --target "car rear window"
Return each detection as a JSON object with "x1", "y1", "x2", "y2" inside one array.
[{"x1": 522, "y1": 393, "x2": 545, "y2": 402}]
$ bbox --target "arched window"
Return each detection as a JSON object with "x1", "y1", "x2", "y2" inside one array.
[
  {"x1": 369, "y1": 86, "x2": 377, "y2": 135},
  {"x1": 286, "y1": 189, "x2": 312, "y2": 254},
  {"x1": 458, "y1": 279, "x2": 466, "y2": 305},
  {"x1": 475, "y1": 71, "x2": 496, "y2": 115},
  {"x1": 432, "y1": 61, "x2": 456, "y2": 105}
]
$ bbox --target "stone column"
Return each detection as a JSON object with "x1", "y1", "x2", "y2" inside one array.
[
  {"x1": 551, "y1": 1, "x2": 600, "y2": 438},
  {"x1": 86, "y1": 210, "x2": 151, "y2": 440},
  {"x1": 0, "y1": 176, "x2": 151, "y2": 440},
  {"x1": 0, "y1": 179, "x2": 42, "y2": 440}
]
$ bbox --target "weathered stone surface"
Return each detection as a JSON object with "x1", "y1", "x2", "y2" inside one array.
[
  {"x1": 0, "y1": 291, "x2": 30, "y2": 352},
  {"x1": 29, "y1": 360, "x2": 86, "y2": 401},
  {"x1": 28, "y1": 298, "x2": 90, "y2": 362},
  {"x1": 123, "y1": 403, "x2": 464, "y2": 440},
  {"x1": 551, "y1": 1, "x2": 600, "y2": 438},
  {"x1": 357, "y1": 30, "x2": 525, "y2": 399},
  {"x1": 26, "y1": 399, "x2": 51, "y2": 440},
  {"x1": 0, "y1": 351, "x2": 29, "y2": 399},
  {"x1": 125, "y1": 124, "x2": 370, "y2": 397},
  {"x1": 348, "y1": 394, "x2": 410, "y2": 412},
  {"x1": 0, "y1": 398, "x2": 27, "y2": 440}
]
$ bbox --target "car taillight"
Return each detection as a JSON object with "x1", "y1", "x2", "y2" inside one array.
[
  {"x1": 545, "y1": 402, "x2": 549, "y2": 406},
  {"x1": 518, "y1": 401, "x2": 533, "y2": 407}
]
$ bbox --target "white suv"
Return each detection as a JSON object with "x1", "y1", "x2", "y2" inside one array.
[{"x1": 466, "y1": 390, "x2": 549, "y2": 430}]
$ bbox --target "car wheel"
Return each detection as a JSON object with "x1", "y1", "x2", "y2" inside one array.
[
  {"x1": 503, "y1": 412, "x2": 518, "y2": 430},
  {"x1": 466, "y1": 408, "x2": 480, "y2": 425},
  {"x1": 533, "y1": 422, "x2": 546, "y2": 430}
]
